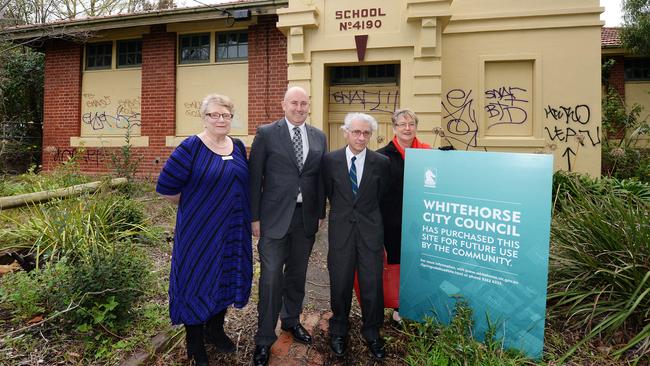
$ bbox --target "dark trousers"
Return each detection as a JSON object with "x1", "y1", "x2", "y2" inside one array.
[
  {"x1": 328, "y1": 227, "x2": 384, "y2": 341},
  {"x1": 255, "y1": 205, "x2": 315, "y2": 346}
]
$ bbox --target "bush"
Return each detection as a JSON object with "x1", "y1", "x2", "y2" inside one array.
[
  {"x1": 549, "y1": 184, "x2": 650, "y2": 360},
  {"x1": 51, "y1": 242, "x2": 153, "y2": 333},
  {"x1": 553, "y1": 171, "x2": 650, "y2": 212},
  {"x1": 0, "y1": 192, "x2": 153, "y2": 266},
  {"x1": 403, "y1": 300, "x2": 530, "y2": 366}
]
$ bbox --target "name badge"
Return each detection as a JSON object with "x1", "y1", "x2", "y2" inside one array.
[{"x1": 222, "y1": 155, "x2": 233, "y2": 160}]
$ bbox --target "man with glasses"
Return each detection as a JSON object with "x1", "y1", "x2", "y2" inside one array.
[
  {"x1": 249, "y1": 86, "x2": 327, "y2": 366},
  {"x1": 321, "y1": 112, "x2": 391, "y2": 361}
]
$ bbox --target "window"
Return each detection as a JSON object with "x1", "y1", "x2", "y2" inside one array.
[
  {"x1": 86, "y1": 42, "x2": 112, "y2": 70},
  {"x1": 330, "y1": 64, "x2": 399, "y2": 84},
  {"x1": 179, "y1": 33, "x2": 210, "y2": 64},
  {"x1": 217, "y1": 31, "x2": 248, "y2": 61},
  {"x1": 624, "y1": 58, "x2": 650, "y2": 81},
  {"x1": 117, "y1": 39, "x2": 142, "y2": 68}
]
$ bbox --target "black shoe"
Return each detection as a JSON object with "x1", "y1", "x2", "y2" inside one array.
[
  {"x1": 367, "y1": 338, "x2": 386, "y2": 361},
  {"x1": 329, "y1": 335, "x2": 347, "y2": 357},
  {"x1": 206, "y1": 310, "x2": 235, "y2": 353},
  {"x1": 281, "y1": 323, "x2": 312, "y2": 345},
  {"x1": 252, "y1": 345, "x2": 270, "y2": 366},
  {"x1": 185, "y1": 325, "x2": 209, "y2": 366}
]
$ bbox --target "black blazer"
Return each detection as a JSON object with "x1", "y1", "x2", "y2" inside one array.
[
  {"x1": 376, "y1": 141, "x2": 405, "y2": 264},
  {"x1": 249, "y1": 118, "x2": 327, "y2": 239},
  {"x1": 322, "y1": 147, "x2": 390, "y2": 251}
]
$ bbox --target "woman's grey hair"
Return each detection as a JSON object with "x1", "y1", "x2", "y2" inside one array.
[
  {"x1": 341, "y1": 112, "x2": 378, "y2": 132},
  {"x1": 391, "y1": 109, "x2": 419, "y2": 125},
  {"x1": 199, "y1": 94, "x2": 234, "y2": 119}
]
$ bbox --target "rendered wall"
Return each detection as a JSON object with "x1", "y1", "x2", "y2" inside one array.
[{"x1": 441, "y1": 0, "x2": 602, "y2": 175}]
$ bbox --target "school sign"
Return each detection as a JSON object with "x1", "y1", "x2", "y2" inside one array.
[{"x1": 399, "y1": 149, "x2": 553, "y2": 359}]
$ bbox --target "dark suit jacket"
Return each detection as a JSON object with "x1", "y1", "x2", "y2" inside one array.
[
  {"x1": 322, "y1": 147, "x2": 390, "y2": 251},
  {"x1": 249, "y1": 118, "x2": 327, "y2": 239},
  {"x1": 376, "y1": 141, "x2": 405, "y2": 264}
]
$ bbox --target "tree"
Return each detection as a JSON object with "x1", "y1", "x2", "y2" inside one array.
[{"x1": 620, "y1": 0, "x2": 650, "y2": 55}]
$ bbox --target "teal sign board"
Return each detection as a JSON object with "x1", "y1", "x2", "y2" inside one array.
[{"x1": 400, "y1": 149, "x2": 553, "y2": 359}]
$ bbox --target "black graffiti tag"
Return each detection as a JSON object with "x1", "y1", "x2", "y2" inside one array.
[
  {"x1": 544, "y1": 105, "x2": 590, "y2": 124},
  {"x1": 442, "y1": 89, "x2": 479, "y2": 149},
  {"x1": 330, "y1": 89, "x2": 399, "y2": 113},
  {"x1": 485, "y1": 86, "x2": 528, "y2": 128}
]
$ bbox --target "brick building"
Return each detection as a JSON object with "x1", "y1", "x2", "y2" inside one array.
[
  {"x1": 601, "y1": 27, "x2": 650, "y2": 122},
  {"x1": 5, "y1": 0, "x2": 605, "y2": 176}
]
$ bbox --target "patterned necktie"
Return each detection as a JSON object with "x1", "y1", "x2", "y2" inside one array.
[
  {"x1": 349, "y1": 156, "x2": 358, "y2": 197},
  {"x1": 292, "y1": 126, "x2": 304, "y2": 171}
]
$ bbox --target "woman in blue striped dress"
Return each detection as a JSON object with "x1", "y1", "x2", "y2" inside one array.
[{"x1": 156, "y1": 94, "x2": 252, "y2": 366}]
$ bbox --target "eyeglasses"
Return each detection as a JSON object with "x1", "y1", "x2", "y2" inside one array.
[
  {"x1": 205, "y1": 112, "x2": 233, "y2": 120},
  {"x1": 349, "y1": 129, "x2": 372, "y2": 138},
  {"x1": 395, "y1": 122, "x2": 417, "y2": 128}
]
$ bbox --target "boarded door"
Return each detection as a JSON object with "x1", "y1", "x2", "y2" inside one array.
[{"x1": 327, "y1": 83, "x2": 400, "y2": 151}]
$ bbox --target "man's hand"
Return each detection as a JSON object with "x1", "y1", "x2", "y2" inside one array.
[{"x1": 252, "y1": 221, "x2": 261, "y2": 237}]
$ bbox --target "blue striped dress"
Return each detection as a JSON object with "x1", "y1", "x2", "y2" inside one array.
[{"x1": 156, "y1": 135, "x2": 252, "y2": 325}]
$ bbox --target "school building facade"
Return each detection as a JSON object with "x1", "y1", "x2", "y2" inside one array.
[{"x1": 6, "y1": 0, "x2": 605, "y2": 176}]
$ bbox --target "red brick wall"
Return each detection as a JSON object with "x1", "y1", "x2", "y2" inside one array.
[
  {"x1": 248, "y1": 15, "x2": 288, "y2": 134},
  {"x1": 138, "y1": 24, "x2": 176, "y2": 176},
  {"x1": 41, "y1": 17, "x2": 288, "y2": 177},
  {"x1": 605, "y1": 55, "x2": 625, "y2": 98},
  {"x1": 42, "y1": 40, "x2": 82, "y2": 171}
]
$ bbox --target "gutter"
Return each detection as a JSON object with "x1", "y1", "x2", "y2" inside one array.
[{"x1": 2, "y1": 0, "x2": 288, "y2": 42}]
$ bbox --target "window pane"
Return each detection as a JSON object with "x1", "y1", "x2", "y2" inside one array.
[{"x1": 216, "y1": 31, "x2": 248, "y2": 61}]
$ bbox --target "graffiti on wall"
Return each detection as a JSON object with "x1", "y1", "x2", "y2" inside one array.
[
  {"x1": 441, "y1": 89, "x2": 480, "y2": 149},
  {"x1": 183, "y1": 100, "x2": 201, "y2": 118},
  {"x1": 485, "y1": 86, "x2": 529, "y2": 128},
  {"x1": 330, "y1": 88, "x2": 400, "y2": 114},
  {"x1": 544, "y1": 104, "x2": 599, "y2": 171},
  {"x1": 47, "y1": 146, "x2": 107, "y2": 166},
  {"x1": 82, "y1": 94, "x2": 141, "y2": 131},
  {"x1": 442, "y1": 88, "x2": 598, "y2": 171}
]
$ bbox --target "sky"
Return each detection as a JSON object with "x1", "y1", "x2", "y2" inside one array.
[
  {"x1": 179, "y1": 0, "x2": 625, "y2": 27},
  {"x1": 601, "y1": 0, "x2": 623, "y2": 26}
]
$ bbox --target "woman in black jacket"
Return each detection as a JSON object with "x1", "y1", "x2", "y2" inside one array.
[{"x1": 377, "y1": 109, "x2": 431, "y2": 322}]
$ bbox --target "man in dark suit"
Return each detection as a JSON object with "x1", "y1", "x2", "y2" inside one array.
[
  {"x1": 322, "y1": 112, "x2": 390, "y2": 361},
  {"x1": 249, "y1": 86, "x2": 327, "y2": 366}
]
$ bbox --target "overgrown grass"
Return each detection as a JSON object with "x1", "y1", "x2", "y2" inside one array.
[
  {"x1": 402, "y1": 300, "x2": 534, "y2": 366},
  {"x1": 0, "y1": 192, "x2": 156, "y2": 267},
  {"x1": 549, "y1": 178, "x2": 650, "y2": 362},
  {"x1": 0, "y1": 163, "x2": 89, "y2": 196}
]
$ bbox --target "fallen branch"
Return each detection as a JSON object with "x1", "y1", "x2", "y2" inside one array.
[{"x1": 0, "y1": 178, "x2": 127, "y2": 210}]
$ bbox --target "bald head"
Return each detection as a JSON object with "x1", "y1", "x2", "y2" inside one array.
[
  {"x1": 284, "y1": 86, "x2": 308, "y2": 102},
  {"x1": 282, "y1": 86, "x2": 310, "y2": 126}
]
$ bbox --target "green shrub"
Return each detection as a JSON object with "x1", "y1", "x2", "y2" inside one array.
[
  {"x1": 0, "y1": 193, "x2": 153, "y2": 266},
  {"x1": 549, "y1": 185, "x2": 650, "y2": 361},
  {"x1": 0, "y1": 260, "x2": 69, "y2": 320},
  {"x1": 49, "y1": 242, "x2": 153, "y2": 333},
  {"x1": 403, "y1": 300, "x2": 531, "y2": 366},
  {"x1": 553, "y1": 171, "x2": 650, "y2": 212}
]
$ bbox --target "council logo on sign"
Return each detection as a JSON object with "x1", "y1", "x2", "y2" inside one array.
[{"x1": 424, "y1": 168, "x2": 437, "y2": 188}]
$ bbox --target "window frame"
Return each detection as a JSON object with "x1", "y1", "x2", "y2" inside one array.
[
  {"x1": 178, "y1": 33, "x2": 211, "y2": 65},
  {"x1": 116, "y1": 39, "x2": 143, "y2": 69},
  {"x1": 330, "y1": 64, "x2": 399, "y2": 85},
  {"x1": 216, "y1": 30, "x2": 248, "y2": 62},
  {"x1": 624, "y1": 58, "x2": 650, "y2": 81},
  {"x1": 85, "y1": 41, "x2": 113, "y2": 70}
]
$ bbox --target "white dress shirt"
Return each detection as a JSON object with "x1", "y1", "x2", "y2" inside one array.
[{"x1": 345, "y1": 146, "x2": 367, "y2": 185}]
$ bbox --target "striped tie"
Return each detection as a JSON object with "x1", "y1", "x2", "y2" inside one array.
[{"x1": 349, "y1": 156, "x2": 358, "y2": 197}]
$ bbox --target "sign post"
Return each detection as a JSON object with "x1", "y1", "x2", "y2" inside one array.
[{"x1": 399, "y1": 150, "x2": 553, "y2": 359}]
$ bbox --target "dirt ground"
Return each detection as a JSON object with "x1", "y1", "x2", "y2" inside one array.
[{"x1": 159, "y1": 219, "x2": 408, "y2": 366}]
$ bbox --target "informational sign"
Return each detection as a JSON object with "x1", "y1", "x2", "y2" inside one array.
[{"x1": 399, "y1": 149, "x2": 553, "y2": 359}]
